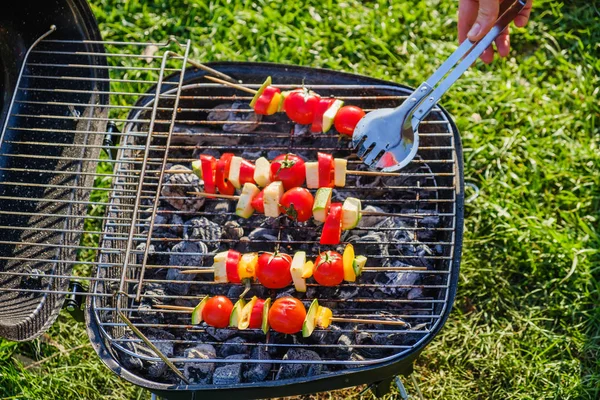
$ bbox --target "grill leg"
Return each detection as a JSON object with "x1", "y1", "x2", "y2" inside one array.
[{"x1": 370, "y1": 377, "x2": 394, "y2": 398}]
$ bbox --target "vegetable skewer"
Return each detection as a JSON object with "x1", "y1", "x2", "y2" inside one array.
[{"x1": 154, "y1": 295, "x2": 408, "y2": 337}]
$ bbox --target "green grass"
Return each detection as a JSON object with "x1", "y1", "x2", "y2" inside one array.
[{"x1": 1, "y1": 0, "x2": 598, "y2": 398}]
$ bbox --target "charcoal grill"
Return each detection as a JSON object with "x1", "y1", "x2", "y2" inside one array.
[{"x1": 0, "y1": 3, "x2": 463, "y2": 399}]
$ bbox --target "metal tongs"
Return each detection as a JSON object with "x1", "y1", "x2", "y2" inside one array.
[{"x1": 352, "y1": 0, "x2": 527, "y2": 171}]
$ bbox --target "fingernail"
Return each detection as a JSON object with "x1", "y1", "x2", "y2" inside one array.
[{"x1": 467, "y1": 23, "x2": 481, "y2": 39}]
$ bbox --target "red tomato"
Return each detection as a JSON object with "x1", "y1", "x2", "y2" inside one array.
[
  {"x1": 248, "y1": 298, "x2": 265, "y2": 329},
  {"x1": 268, "y1": 297, "x2": 306, "y2": 334},
  {"x1": 270, "y1": 153, "x2": 306, "y2": 190},
  {"x1": 310, "y1": 98, "x2": 335, "y2": 133},
  {"x1": 239, "y1": 159, "x2": 256, "y2": 186},
  {"x1": 334, "y1": 105, "x2": 366, "y2": 136},
  {"x1": 251, "y1": 189, "x2": 265, "y2": 214},
  {"x1": 215, "y1": 153, "x2": 235, "y2": 195},
  {"x1": 200, "y1": 155, "x2": 217, "y2": 196},
  {"x1": 317, "y1": 152, "x2": 334, "y2": 188},
  {"x1": 226, "y1": 250, "x2": 241, "y2": 284},
  {"x1": 256, "y1": 252, "x2": 293, "y2": 289},
  {"x1": 279, "y1": 187, "x2": 314, "y2": 222},
  {"x1": 313, "y1": 250, "x2": 344, "y2": 286},
  {"x1": 283, "y1": 89, "x2": 320, "y2": 125},
  {"x1": 202, "y1": 296, "x2": 233, "y2": 328},
  {"x1": 320, "y1": 202, "x2": 342, "y2": 245}
]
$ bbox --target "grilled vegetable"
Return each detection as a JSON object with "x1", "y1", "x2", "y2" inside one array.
[
  {"x1": 283, "y1": 89, "x2": 320, "y2": 125},
  {"x1": 239, "y1": 159, "x2": 256, "y2": 186},
  {"x1": 248, "y1": 298, "x2": 266, "y2": 329},
  {"x1": 320, "y1": 202, "x2": 343, "y2": 245},
  {"x1": 313, "y1": 250, "x2": 344, "y2": 287},
  {"x1": 213, "y1": 251, "x2": 228, "y2": 283},
  {"x1": 216, "y1": 153, "x2": 235, "y2": 195},
  {"x1": 202, "y1": 296, "x2": 233, "y2": 328},
  {"x1": 263, "y1": 181, "x2": 284, "y2": 218},
  {"x1": 226, "y1": 250, "x2": 242, "y2": 284},
  {"x1": 268, "y1": 297, "x2": 306, "y2": 334},
  {"x1": 256, "y1": 252, "x2": 293, "y2": 289},
  {"x1": 333, "y1": 158, "x2": 347, "y2": 187},
  {"x1": 279, "y1": 187, "x2": 314, "y2": 222},
  {"x1": 334, "y1": 105, "x2": 366, "y2": 136},
  {"x1": 254, "y1": 86, "x2": 281, "y2": 115},
  {"x1": 317, "y1": 152, "x2": 334, "y2": 188},
  {"x1": 191, "y1": 296, "x2": 209, "y2": 325},
  {"x1": 353, "y1": 255, "x2": 367, "y2": 277},
  {"x1": 315, "y1": 305, "x2": 333, "y2": 329},
  {"x1": 238, "y1": 252, "x2": 258, "y2": 280},
  {"x1": 250, "y1": 76, "x2": 272, "y2": 108},
  {"x1": 341, "y1": 197, "x2": 362, "y2": 230},
  {"x1": 261, "y1": 298, "x2": 271, "y2": 334},
  {"x1": 254, "y1": 157, "x2": 272, "y2": 187},
  {"x1": 312, "y1": 187, "x2": 332, "y2": 223},
  {"x1": 342, "y1": 244, "x2": 357, "y2": 282},
  {"x1": 235, "y1": 182, "x2": 260, "y2": 219},
  {"x1": 302, "y1": 299, "x2": 319, "y2": 337},
  {"x1": 238, "y1": 296, "x2": 258, "y2": 330},
  {"x1": 270, "y1": 153, "x2": 306, "y2": 190},
  {"x1": 250, "y1": 188, "x2": 266, "y2": 214},
  {"x1": 200, "y1": 155, "x2": 218, "y2": 195},
  {"x1": 322, "y1": 99, "x2": 344, "y2": 133},
  {"x1": 311, "y1": 98, "x2": 336, "y2": 133},
  {"x1": 228, "y1": 156, "x2": 244, "y2": 189},
  {"x1": 290, "y1": 251, "x2": 308, "y2": 292},
  {"x1": 305, "y1": 161, "x2": 319, "y2": 189},
  {"x1": 229, "y1": 298, "x2": 246, "y2": 327}
]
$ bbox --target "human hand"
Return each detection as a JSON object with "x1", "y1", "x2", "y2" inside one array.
[{"x1": 458, "y1": 0, "x2": 533, "y2": 64}]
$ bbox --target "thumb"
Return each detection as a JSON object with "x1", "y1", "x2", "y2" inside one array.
[{"x1": 467, "y1": 0, "x2": 500, "y2": 41}]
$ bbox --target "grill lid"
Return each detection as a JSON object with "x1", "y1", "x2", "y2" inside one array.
[{"x1": 0, "y1": 0, "x2": 108, "y2": 341}]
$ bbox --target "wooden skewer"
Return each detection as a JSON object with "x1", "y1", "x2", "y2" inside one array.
[
  {"x1": 204, "y1": 75, "x2": 257, "y2": 94},
  {"x1": 153, "y1": 305, "x2": 407, "y2": 326},
  {"x1": 178, "y1": 265, "x2": 427, "y2": 275},
  {"x1": 186, "y1": 191, "x2": 422, "y2": 219},
  {"x1": 162, "y1": 168, "x2": 400, "y2": 178}
]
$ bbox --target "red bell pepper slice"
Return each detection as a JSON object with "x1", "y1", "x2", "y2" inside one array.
[
  {"x1": 310, "y1": 98, "x2": 335, "y2": 133},
  {"x1": 200, "y1": 155, "x2": 217, "y2": 197},
  {"x1": 318, "y1": 152, "x2": 334, "y2": 188},
  {"x1": 254, "y1": 86, "x2": 281, "y2": 115},
  {"x1": 226, "y1": 250, "x2": 242, "y2": 284},
  {"x1": 320, "y1": 202, "x2": 343, "y2": 245},
  {"x1": 251, "y1": 189, "x2": 265, "y2": 214},
  {"x1": 215, "y1": 153, "x2": 235, "y2": 195},
  {"x1": 239, "y1": 159, "x2": 256, "y2": 186},
  {"x1": 248, "y1": 298, "x2": 265, "y2": 329}
]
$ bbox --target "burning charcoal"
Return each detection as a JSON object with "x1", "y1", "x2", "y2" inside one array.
[
  {"x1": 171, "y1": 124, "x2": 217, "y2": 146},
  {"x1": 355, "y1": 331, "x2": 393, "y2": 359},
  {"x1": 223, "y1": 221, "x2": 244, "y2": 241},
  {"x1": 208, "y1": 102, "x2": 262, "y2": 133},
  {"x1": 184, "y1": 217, "x2": 223, "y2": 252},
  {"x1": 292, "y1": 123, "x2": 311, "y2": 137},
  {"x1": 116, "y1": 333, "x2": 144, "y2": 371},
  {"x1": 243, "y1": 346, "x2": 272, "y2": 383},
  {"x1": 248, "y1": 228, "x2": 278, "y2": 242},
  {"x1": 166, "y1": 241, "x2": 208, "y2": 295},
  {"x1": 213, "y1": 364, "x2": 242, "y2": 385},
  {"x1": 374, "y1": 269, "x2": 419, "y2": 296},
  {"x1": 137, "y1": 284, "x2": 167, "y2": 325},
  {"x1": 161, "y1": 165, "x2": 204, "y2": 212},
  {"x1": 207, "y1": 327, "x2": 236, "y2": 342},
  {"x1": 336, "y1": 334, "x2": 354, "y2": 358},
  {"x1": 203, "y1": 200, "x2": 233, "y2": 226},
  {"x1": 219, "y1": 337, "x2": 249, "y2": 358},
  {"x1": 345, "y1": 352, "x2": 367, "y2": 369},
  {"x1": 408, "y1": 288, "x2": 424, "y2": 300},
  {"x1": 146, "y1": 329, "x2": 175, "y2": 379},
  {"x1": 276, "y1": 349, "x2": 322, "y2": 379},
  {"x1": 241, "y1": 149, "x2": 263, "y2": 160},
  {"x1": 183, "y1": 344, "x2": 217, "y2": 384}
]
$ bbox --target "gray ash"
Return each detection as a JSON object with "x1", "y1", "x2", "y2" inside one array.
[
  {"x1": 161, "y1": 165, "x2": 204, "y2": 212},
  {"x1": 208, "y1": 102, "x2": 262, "y2": 133},
  {"x1": 276, "y1": 349, "x2": 323, "y2": 380},
  {"x1": 183, "y1": 344, "x2": 217, "y2": 384}
]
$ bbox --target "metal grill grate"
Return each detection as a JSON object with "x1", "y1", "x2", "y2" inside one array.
[{"x1": 0, "y1": 27, "x2": 462, "y2": 393}]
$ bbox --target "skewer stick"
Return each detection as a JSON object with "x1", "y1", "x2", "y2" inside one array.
[
  {"x1": 178, "y1": 265, "x2": 426, "y2": 275},
  {"x1": 153, "y1": 305, "x2": 407, "y2": 326},
  {"x1": 162, "y1": 169, "x2": 402, "y2": 178},
  {"x1": 186, "y1": 191, "x2": 422, "y2": 219},
  {"x1": 204, "y1": 75, "x2": 257, "y2": 94}
]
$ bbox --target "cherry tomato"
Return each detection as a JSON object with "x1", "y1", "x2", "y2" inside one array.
[
  {"x1": 256, "y1": 252, "x2": 293, "y2": 289},
  {"x1": 248, "y1": 298, "x2": 266, "y2": 329},
  {"x1": 279, "y1": 187, "x2": 314, "y2": 222},
  {"x1": 202, "y1": 296, "x2": 233, "y2": 328},
  {"x1": 283, "y1": 89, "x2": 320, "y2": 125},
  {"x1": 334, "y1": 105, "x2": 366, "y2": 136},
  {"x1": 268, "y1": 297, "x2": 306, "y2": 334},
  {"x1": 313, "y1": 250, "x2": 344, "y2": 286},
  {"x1": 216, "y1": 153, "x2": 235, "y2": 196},
  {"x1": 200, "y1": 155, "x2": 217, "y2": 196},
  {"x1": 270, "y1": 153, "x2": 306, "y2": 190},
  {"x1": 251, "y1": 189, "x2": 265, "y2": 214},
  {"x1": 226, "y1": 250, "x2": 241, "y2": 284},
  {"x1": 317, "y1": 152, "x2": 334, "y2": 188},
  {"x1": 310, "y1": 98, "x2": 335, "y2": 133},
  {"x1": 320, "y1": 202, "x2": 342, "y2": 245}
]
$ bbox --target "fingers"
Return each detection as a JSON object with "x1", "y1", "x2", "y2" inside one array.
[
  {"x1": 458, "y1": 0, "x2": 479, "y2": 43},
  {"x1": 467, "y1": 0, "x2": 500, "y2": 41},
  {"x1": 514, "y1": 0, "x2": 533, "y2": 27},
  {"x1": 495, "y1": 25, "x2": 510, "y2": 58}
]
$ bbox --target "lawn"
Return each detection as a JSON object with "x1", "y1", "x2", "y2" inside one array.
[{"x1": 1, "y1": 0, "x2": 598, "y2": 399}]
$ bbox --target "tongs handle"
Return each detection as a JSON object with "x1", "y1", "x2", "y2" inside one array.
[{"x1": 409, "y1": 0, "x2": 527, "y2": 125}]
